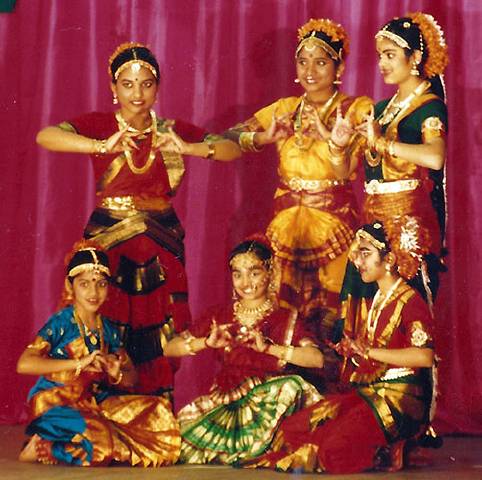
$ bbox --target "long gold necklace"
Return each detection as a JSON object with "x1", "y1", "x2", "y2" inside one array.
[
  {"x1": 74, "y1": 308, "x2": 105, "y2": 353},
  {"x1": 115, "y1": 109, "x2": 158, "y2": 175},
  {"x1": 377, "y1": 80, "x2": 430, "y2": 127},
  {"x1": 366, "y1": 278, "x2": 402, "y2": 344},
  {"x1": 294, "y1": 90, "x2": 338, "y2": 149}
]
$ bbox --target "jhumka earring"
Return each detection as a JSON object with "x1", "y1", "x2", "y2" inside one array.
[
  {"x1": 112, "y1": 94, "x2": 118, "y2": 105},
  {"x1": 294, "y1": 78, "x2": 300, "y2": 84},
  {"x1": 410, "y1": 61, "x2": 420, "y2": 76}
]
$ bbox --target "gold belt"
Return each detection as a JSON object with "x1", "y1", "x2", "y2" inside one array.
[
  {"x1": 100, "y1": 195, "x2": 170, "y2": 212},
  {"x1": 101, "y1": 196, "x2": 136, "y2": 211},
  {"x1": 284, "y1": 177, "x2": 346, "y2": 193},
  {"x1": 379, "y1": 367, "x2": 415, "y2": 381},
  {"x1": 364, "y1": 179, "x2": 421, "y2": 195}
]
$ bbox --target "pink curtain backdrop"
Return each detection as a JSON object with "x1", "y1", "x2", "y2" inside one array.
[{"x1": 1, "y1": 0, "x2": 481, "y2": 434}]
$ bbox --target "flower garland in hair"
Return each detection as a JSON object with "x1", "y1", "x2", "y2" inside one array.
[
  {"x1": 297, "y1": 18, "x2": 350, "y2": 56},
  {"x1": 408, "y1": 12, "x2": 449, "y2": 78}
]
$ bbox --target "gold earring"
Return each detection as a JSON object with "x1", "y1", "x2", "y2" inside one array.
[
  {"x1": 410, "y1": 61, "x2": 420, "y2": 76},
  {"x1": 112, "y1": 94, "x2": 118, "y2": 104},
  {"x1": 333, "y1": 73, "x2": 342, "y2": 85},
  {"x1": 294, "y1": 78, "x2": 300, "y2": 84}
]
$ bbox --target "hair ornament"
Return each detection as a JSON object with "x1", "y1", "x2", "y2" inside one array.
[
  {"x1": 407, "y1": 12, "x2": 448, "y2": 78},
  {"x1": 108, "y1": 42, "x2": 158, "y2": 80},
  {"x1": 296, "y1": 18, "x2": 349, "y2": 60}
]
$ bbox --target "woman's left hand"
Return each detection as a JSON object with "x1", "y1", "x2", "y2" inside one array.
[
  {"x1": 242, "y1": 330, "x2": 270, "y2": 353},
  {"x1": 99, "y1": 353, "x2": 122, "y2": 381},
  {"x1": 156, "y1": 128, "x2": 190, "y2": 154},
  {"x1": 356, "y1": 106, "x2": 380, "y2": 148},
  {"x1": 330, "y1": 105, "x2": 355, "y2": 148},
  {"x1": 302, "y1": 105, "x2": 331, "y2": 140}
]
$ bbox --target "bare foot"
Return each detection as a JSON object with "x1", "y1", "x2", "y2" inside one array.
[{"x1": 19, "y1": 434, "x2": 41, "y2": 462}]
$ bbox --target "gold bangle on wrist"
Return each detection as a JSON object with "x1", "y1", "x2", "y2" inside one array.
[
  {"x1": 374, "y1": 137, "x2": 388, "y2": 156},
  {"x1": 282, "y1": 345, "x2": 295, "y2": 363},
  {"x1": 93, "y1": 139, "x2": 107, "y2": 155},
  {"x1": 205, "y1": 142, "x2": 216, "y2": 159},
  {"x1": 365, "y1": 148, "x2": 381, "y2": 167},
  {"x1": 185, "y1": 336, "x2": 196, "y2": 355},
  {"x1": 327, "y1": 138, "x2": 345, "y2": 154},
  {"x1": 74, "y1": 359, "x2": 82, "y2": 377},
  {"x1": 388, "y1": 140, "x2": 397, "y2": 157},
  {"x1": 239, "y1": 131, "x2": 262, "y2": 152}
]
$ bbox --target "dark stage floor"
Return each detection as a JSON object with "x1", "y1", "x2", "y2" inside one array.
[{"x1": 1, "y1": 425, "x2": 481, "y2": 479}]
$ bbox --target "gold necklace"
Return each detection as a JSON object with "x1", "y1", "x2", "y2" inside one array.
[
  {"x1": 234, "y1": 298, "x2": 273, "y2": 327},
  {"x1": 294, "y1": 90, "x2": 339, "y2": 150},
  {"x1": 115, "y1": 110, "x2": 158, "y2": 175},
  {"x1": 366, "y1": 278, "x2": 402, "y2": 344},
  {"x1": 377, "y1": 80, "x2": 430, "y2": 127},
  {"x1": 74, "y1": 308, "x2": 105, "y2": 353}
]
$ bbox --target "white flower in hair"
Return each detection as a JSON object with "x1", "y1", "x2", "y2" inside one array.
[
  {"x1": 423, "y1": 13, "x2": 446, "y2": 46},
  {"x1": 399, "y1": 217, "x2": 420, "y2": 253}
]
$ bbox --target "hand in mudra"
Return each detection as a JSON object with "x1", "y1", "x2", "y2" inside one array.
[
  {"x1": 205, "y1": 320, "x2": 232, "y2": 349},
  {"x1": 330, "y1": 105, "x2": 354, "y2": 148},
  {"x1": 104, "y1": 127, "x2": 139, "y2": 153},
  {"x1": 258, "y1": 110, "x2": 293, "y2": 145},
  {"x1": 356, "y1": 106, "x2": 381, "y2": 148},
  {"x1": 302, "y1": 105, "x2": 331, "y2": 140},
  {"x1": 156, "y1": 128, "x2": 188, "y2": 154},
  {"x1": 243, "y1": 329, "x2": 269, "y2": 353}
]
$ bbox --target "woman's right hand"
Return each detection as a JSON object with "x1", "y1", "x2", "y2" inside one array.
[
  {"x1": 256, "y1": 111, "x2": 293, "y2": 146},
  {"x1": 205, "y1": 321, "x2": 232, "y2": 349},
  {"x1": 104, "y1": 127, "x2": 139, "y2": 153},
  {"x1": 79, "y1": 350, "x2": 103, "y2": 373}
]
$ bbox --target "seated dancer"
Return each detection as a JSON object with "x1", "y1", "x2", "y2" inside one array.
[
  {"x1": 250, "y1": 222, "x2": 434, "y2": 474},
  {"x1": 164, "y1": 236, "x2": 323, "y2": 465},
  {"x1": 17, "y1": 242, "x2": 180, "y2": 466},
  {"x1": 36, "y1": 42, "x2": 238, "y2": 398}
]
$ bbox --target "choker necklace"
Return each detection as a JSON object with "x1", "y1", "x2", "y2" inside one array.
[
  {"x1": 234, "y1": 298, "x2": 273, "y2": 327},
  {"x1": 377, "y1": 80, "x2": 430, "y2": 127},
  {"x1": 74, "y1": 308, "x2": 105, "y2": 352},
  {"x1": 115, "y1": 109, "x2": 158, "y2": 175},
  {"x1": 366, "y1": 278, "x2": 403, "y2": 344},
  {"x1": 294, "y1": 90, "x2": 339, "y2": 150}
]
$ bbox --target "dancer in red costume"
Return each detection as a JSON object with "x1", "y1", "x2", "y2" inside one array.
[{"x1": 36, "y1": 43, "x2": 238, "y2": 397}]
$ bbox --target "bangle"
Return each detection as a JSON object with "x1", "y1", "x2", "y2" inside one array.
[
  {"x1": 281, "y1": 345, "x2": 295, "y2": 363},
  {"x1": 93, "y1": 139, "x2": 107, "y2": 155},
  {"x1": 110, "y1": 371, "x2": 123, "y2": 385},
  {"x1": 205, "y1": 142, "x2": 216, "y2": 159},
  {"x1": 185, "y1": 335, "x2": 196, "y2": 355},
  {"x1": 74, "y1": 359, "x2": 82, "y2": 377},
  {"x1": 239, "y1": 132, "x2": 262, "y2": 152},
  {"x1": 374, "y1": 137, "x2": 388, "y2": 156},
  {"x1": 365, "y1": 148, "x2": 381, "y2": 167},
  {"x1": 388, "y1": 140, "x2": 397, "y2": 157},
  {"x1": 327, "y1": 138, "x2": 345, "y2": 154}
]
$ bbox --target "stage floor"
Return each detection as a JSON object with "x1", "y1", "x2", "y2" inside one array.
[{"x1": 1, "y1": 425, "x2": 481, "y2": 479}]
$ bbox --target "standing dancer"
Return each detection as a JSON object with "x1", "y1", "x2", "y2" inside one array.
[{"x1": 36, "y1": 43, "x2": 238, "y2": 397}]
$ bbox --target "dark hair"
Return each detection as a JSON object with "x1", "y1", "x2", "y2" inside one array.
[
  {"x1": 357, "y1": 221, "x2": 390, "y2": 259},
  {"x1": 378, "y1": 17, "x2": 445, "y2": 100},
  {"x1": 297, "y1": 30, "x2": 343, "y2": 66},
  {"x1": 228, "y1": 239, "x2": 273, "y2": 269},
  {"x1": 67, "y1": 248, "x2": 110, "y2": 283},
  {"x1": 110, "y1": 45, "x2": 160, "y2": 84}
]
